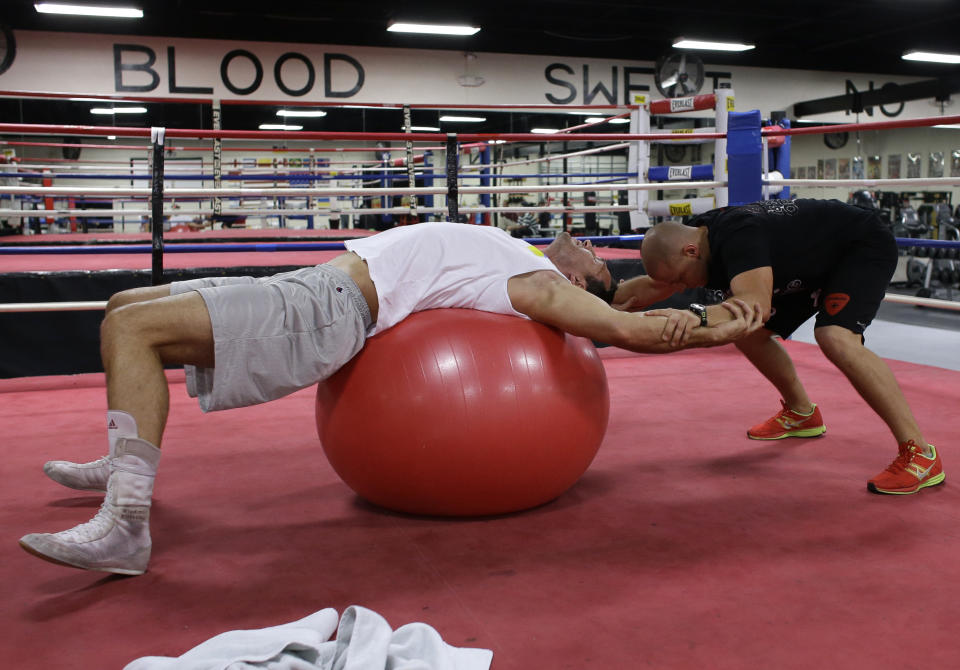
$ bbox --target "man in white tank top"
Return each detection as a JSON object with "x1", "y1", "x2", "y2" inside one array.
[{"x1": 21, "y1": 223, "x2": 762, "y2": 575}]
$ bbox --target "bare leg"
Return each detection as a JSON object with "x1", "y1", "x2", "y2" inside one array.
[
  {"x1": 41, "y1": 285, "x2": 191, "y2": 491},
  {"x1": 105, "y1": 285, "x2": 172, "y2": 315},
  {"x1": 814, "y1": 325, "x2": 928, "y2": 453},
  {"x1": 100, "y1": 291, "x2": 215, "y2": 447},
  {"x1": 21, "y1": 288, "x2": 216, "y2": 574},
  {"x1": 735, "y1": 328, "x2": 815, "y2": 414}
]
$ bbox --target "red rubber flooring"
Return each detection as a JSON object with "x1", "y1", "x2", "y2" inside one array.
[{"x1": 2, "y1": 342, "x2": 959, "y2": 668}]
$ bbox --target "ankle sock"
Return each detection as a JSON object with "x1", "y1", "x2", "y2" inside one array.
[{"x1": 107, "y1": 410, "x2": 139, "y2": 453}]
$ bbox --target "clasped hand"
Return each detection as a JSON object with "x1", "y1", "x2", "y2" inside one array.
[{"x1": 645, "y1": 299, "x2": 764, "y2": 347}]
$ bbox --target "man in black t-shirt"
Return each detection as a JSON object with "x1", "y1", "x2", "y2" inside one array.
[{"x1": 613, "y1": 198, "x2": 944, "y2": 495}]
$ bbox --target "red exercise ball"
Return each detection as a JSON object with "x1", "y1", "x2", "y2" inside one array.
[{"x1": 316, "y1": 308, "x2": 610, "y2": 516}]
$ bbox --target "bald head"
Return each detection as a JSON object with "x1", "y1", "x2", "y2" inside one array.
[{"x1": 641, "y1": 221, "x2": 700, "y2": 276}]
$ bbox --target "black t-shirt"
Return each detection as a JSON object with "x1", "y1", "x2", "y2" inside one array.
[{"x1": 699, "y1": 199, "x2": 884, "y2": 299}]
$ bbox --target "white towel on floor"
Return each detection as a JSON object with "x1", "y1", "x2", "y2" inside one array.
[{"x1": 123, "y1": 605, "x2": 493, "y2": 670}]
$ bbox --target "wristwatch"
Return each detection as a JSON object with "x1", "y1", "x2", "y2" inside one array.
[{"x1": 688, "y1": 303, "x2": 708, "y2": 327}]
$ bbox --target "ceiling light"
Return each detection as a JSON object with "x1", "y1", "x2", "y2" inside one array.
[
  {"x1": 439, "y1": 115, "x2": 486, "y2": 122},
  {"x1": 673, "y1": 37, "x2": 755, "y2": 52},
  {"x1": 90, "y1": 106, "x2": 146, "y2": 114},
  {"x1": 107, "y1": 135, "x2": 116, "y2": 139},
  {"x1": 387, "y1": 22, "x2": 480, "y2": 36},
  {"x1": 276, "y1": 110, "x2": 326, "y2": 117},
  {"x1": 583, "y1": 117, "x2": 606, "y2": 124},
  {"x1": 933, "y1": 124, "x2": 960, "y2": 129},
  {"x1": 902, "y1": 50, "x2": 960, "y2": 64},
  {"x1": 407, "y1": 126, "x2": 441, "y2": 132},
  {"x1": 531, "y1": 128, "x2": 560, "y2": 134},
  {"x1": 35, "y1": 3, "x2": 143, "y2": 18},
  {"x1": 567, "y1": 111, "x2": 604, "y2": 116},
  {"x1": 488, "y1": 140, "x2": 506, "y2": 144},
  {"x1": 608, "y1": 118, "x2": 630, "y2": 124},
  {"x1": 259, "y1": 124, "x2": 303, "y2": 131}
]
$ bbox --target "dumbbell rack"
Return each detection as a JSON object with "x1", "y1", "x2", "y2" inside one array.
[{"x1": 903, "y1": 241, "x2": 960, "y2": 300}]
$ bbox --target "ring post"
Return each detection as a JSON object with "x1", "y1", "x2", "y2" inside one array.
[
  {"x1": 714, "y1": 87, "x2": 734, "y2": 208},
  {"x1": 149, "y1": 126, "x2": 166, "y2": 285},
  {"x1": 446, "y1": 133, "x2": 460, "y2": 222},
  {"x1": 403, "y1": 105, "x2": 418, "y2": 221},
  {"x1": 479, "y1": 144, "x2": 491, "y2": 225},
  {"x1": 726, "y1": 111, "x2": 762, "y2": 206},
  {"x1": 212, "y1": 99, "x2": 222, "y2": 223},
  {"x1": 773, "y1": 118, "x2": 791, "y2": 200},
  {"x1": 423, "y1": 151, "x2": 435, "y2": 219},
  {"x1": 627, "y1": 103, "x2": 650, "y2": 230}
]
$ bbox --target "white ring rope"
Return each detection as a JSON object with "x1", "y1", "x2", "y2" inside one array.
[
  {"x1": 10, "y1": 142, "x2": 633, "y2": 176},
  {"x1": 881, "y1": 293, "x2": 960, "y2": 311},
  {"x1": 4, "y1": 162, "x2": 618, "y2": 176},
  {"x1": 768, "y1": 177, "x2": 960, "y2": 188},
  {"x1": 5, "y1": 107, "x2": 958, "y2": 317},
  {"x1": 9, "y1": 159, "x2": 387, "y2": 169},
  {"x1": 0, "y1": 301, "x2": 108, "y2": 313},
  {"x1": 459, "y1": 142, "x2": 632, "y2": 172},
  {"x1": 1, "y1": 294, "x2": 956, "y2": 313},
  {"x1": 0, "y1": 205, "x2": 636, "y2": 218},
  {"x1": 0, "y1": 181, "x2": 724, "y2": 198},
  {"x1": 14, "y1": 177, "x2": 958, "y2": 221}
]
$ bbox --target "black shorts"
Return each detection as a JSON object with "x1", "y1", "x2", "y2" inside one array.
[{"x1": 765, "y1": 221, "x2": 897, "y2": 338}]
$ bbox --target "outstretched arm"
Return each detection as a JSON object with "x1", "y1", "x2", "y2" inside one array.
[
  {"x1": 644, "y1": 267, "x2": 774, "y2": 346},
  {"x1": 508, "y1": 270, "x2": 763, "y2": 354},
  {"x1": 611, "y1": 275, "x2": 686, "y2": 311},
  {"x1": 711, "y1": 266, "x2": 774, "y2": 322}
]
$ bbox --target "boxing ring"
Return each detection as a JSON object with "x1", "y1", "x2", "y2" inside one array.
[
  {"x1": 2, "y1": 97, "x2": 960, "y2": 670},
  {"x1": 2, "y1": 100, "x2": 960, "y2": 375}
]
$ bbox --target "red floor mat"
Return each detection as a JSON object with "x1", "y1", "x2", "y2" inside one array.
[{"x1": 2, "y1": 341, "x2": 959, "y2": 668}]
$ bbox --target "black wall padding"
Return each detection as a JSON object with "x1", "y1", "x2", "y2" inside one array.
[
  {"x1": 0, "y1": 266, "x2": 300, "y2": 378},
  {"x1": 1, "y1": 260, "x2": 712, "y2": 378}
]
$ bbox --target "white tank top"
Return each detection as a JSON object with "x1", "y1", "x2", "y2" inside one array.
[{"x1": 345, "y1": 223, "x2": 564, "y2": 335}]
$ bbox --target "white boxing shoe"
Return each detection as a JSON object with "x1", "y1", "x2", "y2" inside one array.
[
  {"x1": 21, "y1": 438, "x2": 160, "y2": 575},
  {"x1": 43, "y1": 456, "x2": 110, "y2": 493}
]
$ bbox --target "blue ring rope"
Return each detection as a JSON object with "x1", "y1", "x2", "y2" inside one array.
[
  {"x1": 0, "y1": 171, "x2": 632, "y2": 181},
  {"x1": 1, "y1": 236, "x2": 956, "y2": 255}
]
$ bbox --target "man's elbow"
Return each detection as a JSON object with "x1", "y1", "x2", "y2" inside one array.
[{"x1": 727, "y1": 293, "x2": 772, "y2": 323}]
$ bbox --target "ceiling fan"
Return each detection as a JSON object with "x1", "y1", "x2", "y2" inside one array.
[{"x1": 654, "y1": 53, "x2": 705, "y2": 98}]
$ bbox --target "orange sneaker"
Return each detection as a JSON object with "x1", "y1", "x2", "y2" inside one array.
[
  {"x1": 747, "y1": 400, "x2": 826, "y2": 440},
  {"x1": 868, "y1": 440, "x2": 945, "y2": 495}
]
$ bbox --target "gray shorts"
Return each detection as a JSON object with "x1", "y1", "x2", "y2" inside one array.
[{"x1": 170, "y1": 264, "x2": 373, "y2": 412}]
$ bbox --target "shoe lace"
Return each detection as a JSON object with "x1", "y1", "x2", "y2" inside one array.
[
  {"x1": 884, "y1": 440, "x2": 919, "y2": 475},
  {"x1": 775, "y1": 407, "x2": 806, "y2": 428},
  {"x1": 70, "y1": 456, "x2": 110, "y2": 472},
  {"x1": 55, "y1": 500, "x2": 115, "y2": 543}
]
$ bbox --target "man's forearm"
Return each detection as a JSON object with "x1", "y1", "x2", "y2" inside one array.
[
  {"x1": 510, "y1": 272, "x2": 758, "y2": 355},
  {"x1": 705, "y1": 292, "x2": 770, "y2": 324},
  {"x1": 613, "y1": 275, "x2": 680, "y2": 311},
  {"x1": 621, "y1": 319, "x2": 730, "y2": 353}
]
